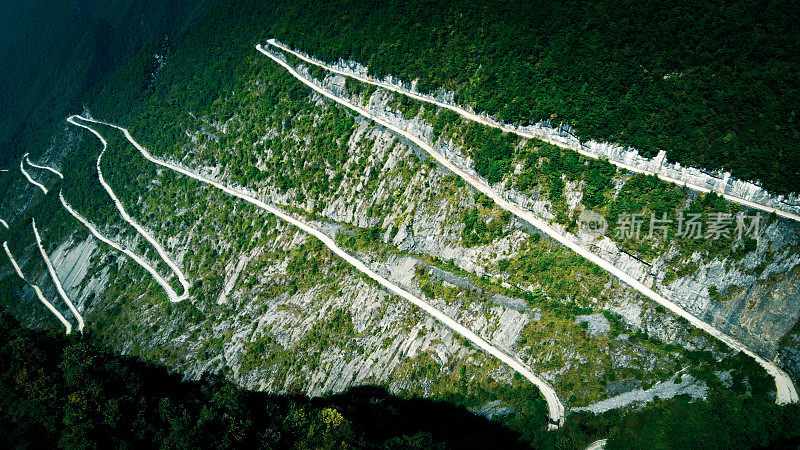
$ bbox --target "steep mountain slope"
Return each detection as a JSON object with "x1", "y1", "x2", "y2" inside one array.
[{"x1": 1, "y1": 0, "x2": 800, "y2": 446}]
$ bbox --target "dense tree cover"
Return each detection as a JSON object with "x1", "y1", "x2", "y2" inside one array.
[
  {"x1": 0, "y1": 0, "x2": 213, "y2": 170},
  {"x1": 3, "y1": 311, "x2": 800, "y2": 449},
  {"x1": 34, "y1": 0, "x2": 794, "y2": 196},
  {"x1": 593, "y1": 173, "x2": 770, "y2": 264},
  {"x1": 461, "y1": 193, "x2": 512, "y2": 246},
  {"x1": 462, "y1": 123, "x2": 519, "y2": 184},
  {"x1": 0, "y1": 312, "x2": 530, "y2": 448},
  {"x1": 264, "y1": 0, "x2": 800, "y2": 194}
]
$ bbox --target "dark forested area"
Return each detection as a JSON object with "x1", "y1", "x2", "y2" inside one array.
[
  {"x1": 6, "y1": 0, "x2": 798, "y2": 193},
  {"x1": 0, "y1": 312, "x2": 528, "y2": 448},
  {"x1": 1, "y1": 310, "x2": 799, "y2": 448}
]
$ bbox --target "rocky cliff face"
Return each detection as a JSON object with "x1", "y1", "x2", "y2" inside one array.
[
  {"x1": 2, "y1": 56, "x2": 796, "y2": 420},
  {"x1": 308, "y1": 68, "x2": 800, "y2": 370}
]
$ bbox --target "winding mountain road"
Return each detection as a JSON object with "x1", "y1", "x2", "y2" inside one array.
[
  {"x1": 3, "y1": 241, "x2": 72, "y2": 334},
  {"x1": 20, "y1": 154, "x2": 48, "y2": 194},
  {"x1": 20, "y1": 156, "x2": 189, "y2": 304},
  {"x1": 67, "y1": 116, "x2": 191, "y2": 301},
  {"x1": 25, "y1": 155, "x2": 64, "y2": 179},
  {"x1": 265, "y1": 40, "x2": 800, "y2": 223},
  {"x1": 32, "y1": 218, "x2": 85, "y2": 332},
  {"x1": 256, "y1": 44, "x2": 799, "y2": 406},
  {"x1": 57, "y1": 189, "x2": 189, "y2": 303},
  {"x1": 68, "y1": 115, "x2": 567, "y2": 429}
]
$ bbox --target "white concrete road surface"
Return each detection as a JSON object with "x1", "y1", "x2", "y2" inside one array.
[
  {"x1": 32, "y1": 218, "x2": 85, "y2": 331},
  {"x1": 66, "y1": 116, "x2": 191, "y2": 302},
  {"x1": 20, "y1": 154, "x2": 49, "y2": 194},
  {"x1": 3, "y1": 241, "x2": 72, "y2": 334},
  {"x1": 585, "y1": 439, "x2": 607, "y2": 450},
  {"x1": 21, "y1": 151, "x2": 190, "y2": 304}
]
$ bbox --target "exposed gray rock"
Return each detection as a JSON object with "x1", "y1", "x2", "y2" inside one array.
[
  {"x1": 312, "y1": 65, "x2": 800, "y2": 367},
  {"x1": 49, "y1": 235, "x2": 109, "y2": 313},
  {"x1": 605, "y1": 379, "x2": 641, "y2": 396},
  {"x1": 779, "y1": 333, "x2": 800, "y2": 380},
  {"x1": 573, "y1": 373, "x2": 708, "y2": 414},
  {"x1": 575, "y1": 313, "x2": 611, "y2": 337},
  {"x1": 715, "y1": 370, "x2": 733, "y2": 388},
  {"x1": 470, "y1": 400, "x2": 515, "y2": 420},
  {"x1": 490, "y1": 294, "x2": 528, "y2": 311},
  {"x1": 6, "y1": 59, "x2": 796, "y2": 423}
]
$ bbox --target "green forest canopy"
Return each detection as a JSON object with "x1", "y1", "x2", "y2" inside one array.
[
  {"x1": 1, "y1": 312, "x2": 799, "y2": 448},
  {"x1": 266, "y1": 0, "x2": 800, "y2": 195},
  {"x1": 3, "y1": 0, "x2": 798, "y2": 196}
]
